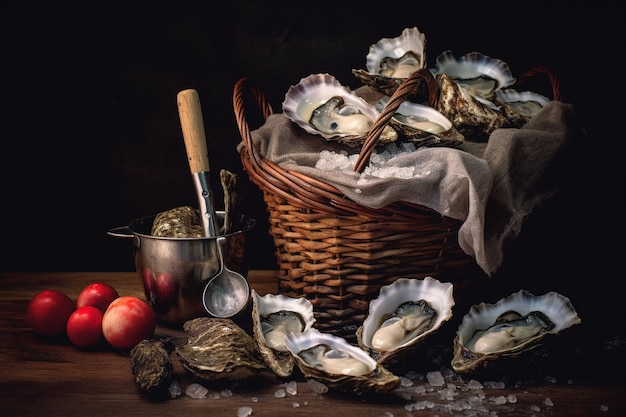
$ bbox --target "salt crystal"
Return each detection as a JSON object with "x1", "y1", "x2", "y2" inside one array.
[
  {"x1": 291, "y1": 402, "x2": 300, "y2": 408},
  {"x1": 206, "y1": 392, "x2": 220, "y2": 400},
  {"x1": 274, "y1": 388, "x2": 286, "y2": 398},
  {"x1": 251, "y1": 397, "x2": 259, "y2": 403},
  {"x1": 221, "y1": 389, "x2": 233, "y2": 398},
  {"x1": 545, "y1": 374, "x2": 557, "y2": 384},
  {"x1": 529, "y1": 404, "x2": 541, "y2": 412},
  {"x1": 237, "y1": 406, "x2": 253, "y2": 417},
  {"x1": 490, "y1": 395, "x2": 507, "y2": 405},
  {"x1": 168, "y1": 380, "x2": 182, "y2": 398},
  {"x1": 285, "y1": 381, "x2": 298, "y2": 395},
  {"x1": 185, "y1": 383, "x2": 208, "y2": 399},
  {"x1": 426, "y1": 371, "x2": 445, "y2": 386},
  {"x1": 467, "y1": 379, "x2": 484, "y2": 389},
  {"x1": 483, "y1": 380, "x2": 505, "y2": 389},
  {"x1": 507, "y1": 393, "x2": 517, "y2": 403},
  {"x1": 600, "y1": 404, "x2": 609, "y2": 412},
  {"x1": 544, "y1": 397, "x2": 554, "y2": 406},
  {"x1": 399, "y1": 376, "x2": 413, "y2": 386}
]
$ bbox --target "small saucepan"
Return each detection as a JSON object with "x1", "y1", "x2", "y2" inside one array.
[{"x1": 108, "y1": 211, "x2": 255, "y2": 326}]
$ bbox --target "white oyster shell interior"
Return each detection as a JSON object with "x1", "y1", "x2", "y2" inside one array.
[
  {"x1": 285, "y1": 328, "x2": 376, "y2": 376},
  {"x1": 282, "y1": 73, "x2": 381, "y2": 139},
  {"x1": 377, "y1": 97, "x2": 452, "y2": 134},
  {"x1": 457, "y1": 290, "x2": 581, "y2": 355},
  {"x1": 366, "y1": 26, "x2": 427, "y2": 78},
  {"x1": 433, "y1": 50, "x2": 515, "y2": 100},
  {"x1": 361, "y1": 277, "x2": 455, "y2": 352},
  {"x1": 253, "y1": 290, "x2": 315, "y2": 352},
  {"x1": 495, "y1": 88, "x2": 551, "y2": 118}
]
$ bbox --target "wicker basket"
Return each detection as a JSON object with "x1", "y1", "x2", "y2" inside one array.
[{"x1": 232, "y1": 68, "x2": 557, "y2": 339}]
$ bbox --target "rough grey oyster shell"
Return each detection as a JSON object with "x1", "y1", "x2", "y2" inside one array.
[
  {"x1": 451, "y1": 290, "x2": 581, "y2": 374},
  {"x1": 175, "y1": 317, "x2": 269, "y2": 382}
]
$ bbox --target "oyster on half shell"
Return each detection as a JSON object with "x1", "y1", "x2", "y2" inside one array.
[
  {"x1": 376, "y1": 97, "x2": 465, "y2": 147},
  {"x1": 451, "y1": 290, "x2": 581, "y2": 374},
  {"x1": 282, "y1": 73, "x2": 397, "y2": 147},
  {"x1": 432, "y1": 50, "x2": 515, "y2": 105},
  {"x1": 251, "y1": 290, "x2": 315, "y2": 378},
  {"x1": 353, "y1": 26, "x2": 428, "y2": 97},
  {"x1": 285, "y1": 328, "x2": 401, "y2": 395},
  {"x1": 356, "y1": 277, "x2": 455, "y2": 367}
]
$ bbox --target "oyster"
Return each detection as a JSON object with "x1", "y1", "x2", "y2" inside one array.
[
  {"x1": 495, "y1": 88, "x2": 551, "y2": 118},
  {"x1": 282, "y1": 73, "x2": 397, "y2": 147},
  {"x1": 175, "y1": 317, "x2": 269, "y2": 382},
  {"x1": 356, "y1": 277, "x2": 454, "y2": 367},
  {"x1": 432, "y1": 50, "x2": 515, "y2": 104},
  {"x1": 251, "y1": 290, "x2": 315, "y2": 378},
  {"x1": 451, "y1": 290, "x2": 581, "y2": 374},
  {"x1": 353, "y1": 26, "x2": 428, "y2": 97},
  {"x1": 435, "y1": 73, "x2": 529, "y2": 139},
  {"x1": 376, "y1": 97, "x2": 465, "y2": 147},
  {"x1": 285, "y1": 328, "x2": 401, "y2": 395}
]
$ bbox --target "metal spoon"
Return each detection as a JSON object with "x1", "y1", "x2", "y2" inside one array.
[{"x1": 177, "y1": 88, "x2": 250, "y2": 318}]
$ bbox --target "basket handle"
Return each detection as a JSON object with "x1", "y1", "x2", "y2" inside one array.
[
  {"x1": 353, "y1": 68, "x2": 438, "y2": 173},
  {"x1": 514, "y1": 64, "x2": 562, "y2": 102},
  {"x1": 233, "y1": 77, "x2": 274, "y2": 167}
]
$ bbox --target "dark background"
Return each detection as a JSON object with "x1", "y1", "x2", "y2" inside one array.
[{"x1": 2, "y1": 1, "x2": 624, "y2": 311}]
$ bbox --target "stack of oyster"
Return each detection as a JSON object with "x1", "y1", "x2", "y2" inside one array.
[
  {"x1": 174, "y1": 277, "x2": 580, "y2": 395},
  {"x1": 283, "y1": 26, "x2": 553, "y2": 148}
]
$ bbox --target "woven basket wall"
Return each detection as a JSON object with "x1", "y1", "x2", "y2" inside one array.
[{"x1": 233, "y1": 72, "x2": 489, "y2": 340}]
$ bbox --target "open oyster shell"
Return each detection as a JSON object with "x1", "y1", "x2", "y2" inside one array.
[
  {"x1": 376, "y1": 97, "x2": 465, "y2": 147},
  {"x1": 353, "y1": 26, "x2": 428, "y2": 97},
  {"x1": 451, "y1": 290, "x2": 581, "y2": 374},
  {"x1": 356, "y1": 277, "x2": 455, "y2": 367},
  {"x1": 282, "y1": 73, "x2": 397, "y2": 147},
  {"x1": 251, "y1": 290, "x2": 315, "y2": 378},
  {"x1": 285, "y1": 328, "x2": 401, "y2": 395},
  {"x1": 495, "y1": 88, "x2": 551, "y2": 118},
  {"x1": 432, "y1": 50, "x2": 515, "y2": 104},
  {"x1": 435, "y1": 73, "x2": 529, "y2": 139},
  {"x1": 175, "y1": 317, "x2": 269, "y2": 382}
]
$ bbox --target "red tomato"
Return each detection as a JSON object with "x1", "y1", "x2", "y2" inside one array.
[
  {"x1": 66, "y1": 306, "x2": 104, "y2": 347},
  {"x1": 27, "y1": 290, "x2": 76, "y2": 337},
  {"x1": 76, "y1": 282, "x2": 119, "y2": 312},
  {"x1": 102, "y1": 296, "x2": 155, "y2": 350}
]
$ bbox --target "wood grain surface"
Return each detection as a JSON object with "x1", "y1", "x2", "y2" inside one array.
[{"x1": 1, "y1": 271, "x2": 624, "y2": 417}]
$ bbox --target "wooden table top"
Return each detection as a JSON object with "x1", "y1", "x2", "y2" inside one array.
[{"x1": 1, "y1": 271, "x2": 624, "y2": 417}]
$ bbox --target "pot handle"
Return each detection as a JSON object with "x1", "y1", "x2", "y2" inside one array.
[{"x1": 107, "y1": 226, "x2": 134, "y2": 238}]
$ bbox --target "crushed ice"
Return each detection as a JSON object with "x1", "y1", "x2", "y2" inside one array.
[{"x1": 315, "y1": 142, "x2": 431, "y2": 182}]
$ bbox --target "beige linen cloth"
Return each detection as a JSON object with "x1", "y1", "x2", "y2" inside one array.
[{"x1": 242, "y1": 98, "x2": 586, "y2": 276}]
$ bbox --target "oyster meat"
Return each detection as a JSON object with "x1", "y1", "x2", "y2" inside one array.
[
  {"x1": 451, "y1": 290, "x2": 581, "y2": 374},
  {"x1": 354, "y1": 27, "x2": 428, "y2": 97},
  {"x1": 356, "y1": 277, "x2": 455, "y2": 367},
  {"x1": 175, "y1": 317, "x2": 269, "y2": 382},
  {"x1": 285, "y1": 328, "x2": 400, "y2": 395},
  {"x1": 251, "y1": 290, "x2": 315, "y2": 378},
  {"x1": 432, "y1": 50, "x2": 515, "y2": 104},
  {"x1": 377, "y1": 97, "x2": 465, "y2": 147},
  {"x1": 282, "y1": 73, "x2": 397, "y2": 147}
]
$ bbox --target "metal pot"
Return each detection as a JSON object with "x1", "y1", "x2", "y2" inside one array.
[{"x1": 108, "y1": 211, "x2": 255, "y2": 325}]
